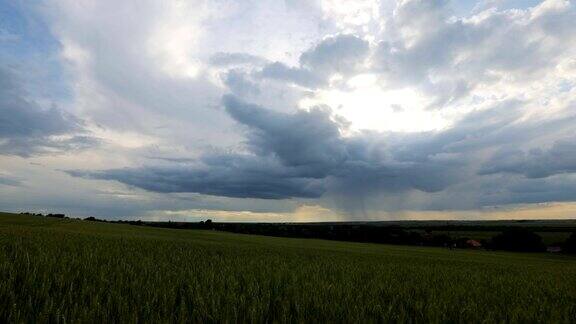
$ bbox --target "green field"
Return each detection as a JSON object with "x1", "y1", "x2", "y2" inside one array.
[{"x1": 1, "y1": 212, "x2": 576, "y2": 323}]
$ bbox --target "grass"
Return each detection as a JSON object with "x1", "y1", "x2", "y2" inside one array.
[{"x1": 1, "y1": 212, "x2": 575, "y2": 323}]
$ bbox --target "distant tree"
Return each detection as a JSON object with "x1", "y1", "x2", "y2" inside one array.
[
  {"x1": 84, "y1": 216, "x2": 96, "y2": 221},
  {"x1": 204, "y1": 219, "x2": 213, "y2": 229},
  {"x1": 490, "y1": 229, "x2": 546, "y2": 252},
  {"x1": 564, "y1": 232, "x2": 576, "y2": 254},
  {"x1": 46, "y1": 213, "x2": 65, "y2": 219}
]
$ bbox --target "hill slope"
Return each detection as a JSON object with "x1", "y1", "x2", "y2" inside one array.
[{"x1": 1, "y1": 212, "x2": 575, "y2": 322}]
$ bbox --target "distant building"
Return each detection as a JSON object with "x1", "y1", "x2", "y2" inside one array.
[
  {"x1": 466, "y1": 239, "x2": 482, "y2": 248},
  {"x1": 547, "y1": 246, "x2": 562, "y2": 253}
]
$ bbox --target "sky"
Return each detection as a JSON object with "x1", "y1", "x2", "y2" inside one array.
[{"x1": 1, "y1": 0, "x2": 576, "y2": 222}]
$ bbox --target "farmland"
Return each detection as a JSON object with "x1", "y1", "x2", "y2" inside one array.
[{"x1": 1, "y1": 212, "x2": 576, "y2": 322}]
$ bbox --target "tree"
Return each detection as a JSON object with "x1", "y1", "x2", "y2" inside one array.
[
  {"x1": 564, "y1": 232, "x2": 576, "y2": 254},
  {"x1": 490, "y1": 229, "x2": 546, "y2": 252},
  {"x1": 204, "y1": 219, "x2": 213, "y2": 229}
]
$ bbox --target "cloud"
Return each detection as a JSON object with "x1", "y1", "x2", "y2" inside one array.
[
  {"x1": 69, "y1": 96, "x2": 467, "y2": 202},
  {"x1": 260, "y1": 62, "x2": 326, "y2": 89},
  {"x1": 223, "y1": 95, "x2": 347, "y2": 175},
  {"x1": 300, "y1": 34, "x2": 370, "y2": 75},
  {"x1": 259, "y1": 34, "x2": 369, "y2": 88},
  {"x1": 68, "y1": 154, "x2": 325, "y2": 200},
  {"x1": 45, "y1": 0, "x2": 229, "y2": 142},
  {"x1": 209, "y1": 52, "x2": 267, "y2": 67},
  {"x1": 0, "y1": 66, "x2": 96, "y2": 157},
  {"x1": 0, "y1": 174, "x2": 21, "y2": 187},
  {"x1": 223, "y1": 69, "x2": 262, "y2": 96},
  {"x1": 222, "y1": 95, "x2": 473, "y2": 197},
  {"x1": 68, "y1": 95, "x2": 348, "y2": 200},
  {"x1": 480, "y1": 138, "x2": 576, "y2": 178},
  {"x1": 374, "y1": 0, "x2": 576, "y2": 105},
  {"x1": 0, "y1": 67, "x2": 77, "y2": 136}
]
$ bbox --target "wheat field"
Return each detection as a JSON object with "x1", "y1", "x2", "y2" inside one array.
[{"x1": 1, "y1": 212, "x2": 575, "y2": 323}]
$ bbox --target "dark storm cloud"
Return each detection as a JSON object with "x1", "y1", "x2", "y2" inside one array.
[
  {"x1": 223, "y1": 95, "x2": 346, "y2": 176},
  {"x1": 473, "y1": 175, "x2": 576, "y2": 207},
  {"x1": 71, "y1": 96, "x2": 470, "y2": 200},
  {"x1": 0, "y1": 66, "x2": 96, "y2": 157},
  {"x1": 224, "y1": 95, "x2": 472, "y2": 195},
  {"x1": 68, "y1": 154, "x2": 325, "y2": 200},
  {"x1": 480, "y1": 139, "x2": 576, "y2": 178}
]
